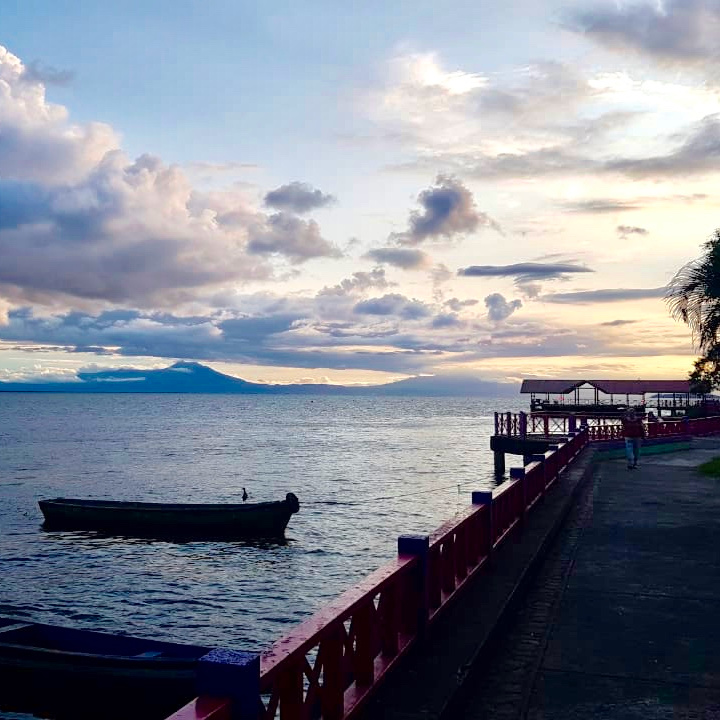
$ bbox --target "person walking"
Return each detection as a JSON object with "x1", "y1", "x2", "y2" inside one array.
[{"x1": 621, "y1": 408, "x2": 645, "y2": 470}]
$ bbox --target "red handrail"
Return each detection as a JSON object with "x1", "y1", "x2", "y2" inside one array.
[{"x1": 165, "y1": 429, "x2": 594, "y2": 720}]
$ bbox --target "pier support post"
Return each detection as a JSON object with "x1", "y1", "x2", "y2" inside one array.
[
  {"x1": 197, "y1": 649, "x2": 259, "y2": 720},
  {"x1": 494, "y1": 450, "x2": 506, "y2": 476}
]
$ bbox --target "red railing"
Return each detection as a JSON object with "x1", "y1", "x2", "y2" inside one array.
[
  {"x1": 166, "y1": 430, "x2": 591, "y2": 720},
  {"x1": 495, "y1": 413, "x2": 720, "y2": 442}
]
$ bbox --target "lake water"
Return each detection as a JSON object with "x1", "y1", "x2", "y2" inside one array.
[{"x1": 0, "y1": 393, "x2": 524, "y2": 655}]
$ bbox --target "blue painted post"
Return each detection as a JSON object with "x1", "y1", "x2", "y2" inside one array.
[
  {"x1": 398, "y1": 534, "x2": 430, "y2": 634},
  {"x1": 472, "y1": 491, "x2": 494, "y2": 559},
  {"x1": 568, "y1": 415, "x2": 577, "y2": 433},
  {"x1": 197, "y1": 649, "x2": 260, "y2": 720},
  {"x1": 510, "y1": 467, "x2": 527, "y2": 520}
]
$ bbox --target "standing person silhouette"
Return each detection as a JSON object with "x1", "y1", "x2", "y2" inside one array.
[{"x1": 621, "y1": 408, "x2": 645, "y2": 470}]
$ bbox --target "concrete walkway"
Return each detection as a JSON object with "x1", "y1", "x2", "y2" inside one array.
[{"x1": 458, "y1": 438, "x2": 720, "y2": 719}]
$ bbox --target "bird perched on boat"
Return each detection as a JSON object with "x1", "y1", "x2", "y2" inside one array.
[{"x1": 242, "y1": 487, "x2": 248, "y2": 502}]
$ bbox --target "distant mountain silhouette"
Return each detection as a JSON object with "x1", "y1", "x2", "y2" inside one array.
[{"x1": 0, "y1": 361, "x2": 518, "y2": 397}]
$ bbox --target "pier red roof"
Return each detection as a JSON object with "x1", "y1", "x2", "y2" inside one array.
[
  {"x1": 520, "y1": 380, "x2": 584, "y2": 394},
  {"x1": 521, "y1": 379, "x2": 694, "y2": 394}
]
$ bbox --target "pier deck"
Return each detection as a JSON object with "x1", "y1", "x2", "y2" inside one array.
[{"x1": 454, "y1": 437, "x2": 720, "y2": 719}]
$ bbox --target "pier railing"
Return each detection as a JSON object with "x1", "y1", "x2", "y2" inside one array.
[
  {"x1": 495, "y1": 412, "x2": 720, "y2": 441},
  {"x1": 165, "y1": 429, "x2": 589, "y2": 720}
]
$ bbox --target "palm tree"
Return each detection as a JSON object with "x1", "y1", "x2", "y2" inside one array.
[{"x1": 666, "y1": 229, "x2": 720, "y2": 391}]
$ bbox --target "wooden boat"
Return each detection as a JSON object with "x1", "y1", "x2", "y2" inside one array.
[
  {"x1": 39, "y1": 492, "x2": 300, "y2": 539},
  {"x1": 0, "y1": 616, "x2": 211, "y2": 719}
]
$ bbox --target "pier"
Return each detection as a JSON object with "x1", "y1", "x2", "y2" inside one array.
[{"x1": 154, "y1": 414, "x2": 720, "y2": 720}]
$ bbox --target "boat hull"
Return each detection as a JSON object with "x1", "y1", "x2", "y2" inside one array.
[
  {"x1": 0, "y1": 617, "x2": 210, "y2": 720},
  {"x1": 39, "y1": 493, "x2": 300, "y2": 539}
]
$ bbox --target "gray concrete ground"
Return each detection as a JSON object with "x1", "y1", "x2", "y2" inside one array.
[{"x1": 455, "y1": 437, "x2": 720, "y2": 720}]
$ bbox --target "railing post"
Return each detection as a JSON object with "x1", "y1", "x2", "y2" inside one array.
[
  {"x1": 472, "y1": 491, "x2": 494, "y2": 558},
  {"x1": 494, "y1": 412, "x2": 499, "y2": 435},
  {"x1": 543, "y1": 415, "x2": 549, "y2": 437},
  {"x1": 568, "y1": 415, "x2": 577, "y2": 433},
  {"x1": 397, "y1": 535, "x2": 429, "y2": 634},
  {"x1": 519, "y1": 411, "x2": 528, "y2": 439},
  {"x1": 530, "y1": 454, "x2": 546, "y2": 499},
  {"x1": 510, "y1": 467, "x2": 526, "y2": 521},
  {"x1": 196, "y1": 649, "x2": 260, "y2": 720},
  {"x1": 506, "y1": 411, "x2": 513, "y2": 435}
]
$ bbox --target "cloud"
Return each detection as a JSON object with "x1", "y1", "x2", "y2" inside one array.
[
  {"x1": 185, "y1": 161, "x2": 259, "y2": 174},
  {"x1": 264, "y1": 181, "x2": 336, "y2": 213},
  {"x1": 365, "y1": 247, "x2": 431, "y2": 269},
  {"x1": 0, "y1": 45, "x2": 345, "y2": 307},
  {"x1": 0, "y1": 155, "x2": 272, "y2": 305},
  {"x1": 600, "y1": 319, "x2": 638, "y2": 327},
  {"x1": 560, "y1": 199, "x2": 641, "y2": 214},
  {"x1": 432, "y1": 313, "x2": 462, "y2": 328},
  {"x1": 248, "y1": 212, "x2": 341, "y2": 263},
  {"x1": 21, "y1": 60, "x2": 75, "y2": 86},
  {"x1": 458, "y1": 262, "x2": 593, "y2": 281},
  {"x1": 0, "y1": 46, "x2": 118, "y2": 184},
  {"x1": 392, "y1": 175, "x2": 500, "y2": 245},
  {"x1": 353, "y1": 294, "x2": 433, "y2": 320},
  {"x1": 445, "y1": 297, "x2": 479, "y2": 312},
  {"x1": 430, "y1": 264, "x2": 454, "y2": 286},
  {"x1": 319, "y1": 268, "x2": 393, "y2": 297},
  {"x1": 372, "y1": 50, "x2": 720, "y2": 186},
  {"x1": 484, "y1": 293, "x2": 522, "y2": 322},
  {"x1": 567, "y1": 0, "x2": 720, "y2": 65},
  {"x1": 541, "y1": 287, "x2": 666, "y2": 304},
  {"x1": 605, "y1": 114, "x2": 720, "y2": 177},
  {"x1": 617, "y1": 225, "x2": 649, "y2": 238}
]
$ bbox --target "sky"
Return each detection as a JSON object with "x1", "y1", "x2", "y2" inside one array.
[{"x1": 0, "y1": 0, "x2": 718, "y2": 385}]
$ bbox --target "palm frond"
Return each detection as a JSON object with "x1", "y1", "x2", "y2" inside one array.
[{"x1": 666, "y1": 229, "x2": 720, "y2": 352}]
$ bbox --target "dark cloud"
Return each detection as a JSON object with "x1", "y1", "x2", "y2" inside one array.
[
  {"x1": 432, "y1": 313, "x2": 461, "y2": 329},
  {"x1": 353, "y1": 294, "x2": 432, "y2": 320},
  {"x1": 600, "y1": 319, "x2": 638, "y2": 327},
  {"x1": 365, "y1": 247, "x2": 431, "y2": 269},
  {"x1": 484, "y1": 293, "x2": 522, "y2": 322},
  {"x1": 21, "y1": 60, "x2": 75, "y2": 86},
  {"x1": 541, "y1": 287, "x2": 666, "y2": 304},
  {"x1": 458, "y1": 262, "x2": 593, "y2": 281},
  {"x1": 219, "y1": 314, "x2": 303, "y2": 342},
  {"x1": 392, "y1": 175, "x2": 500, "y2": 246},
  {"x1": 0, "y1": 299, "x2": 687, "y2": 377},
  {"x1": 264, "y1": 182, "x2": 335, "y2": 214},
  {"x1": 567, "y1": 0, "x2": 720, "y2": 65},
  {"x1": 247, "y1": 212, "x2": 341, "y2": 263},
  {"x1": 0, "y1": 158, "x2": 272, "y2": 305},
  {"x1": 617, "y1": 225, "x2": 649, "y2": 238}
]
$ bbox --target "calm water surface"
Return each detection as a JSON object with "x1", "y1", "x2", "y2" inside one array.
[{"x1": 0, "y1": 393, "x2": 524, "y2": 653}]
